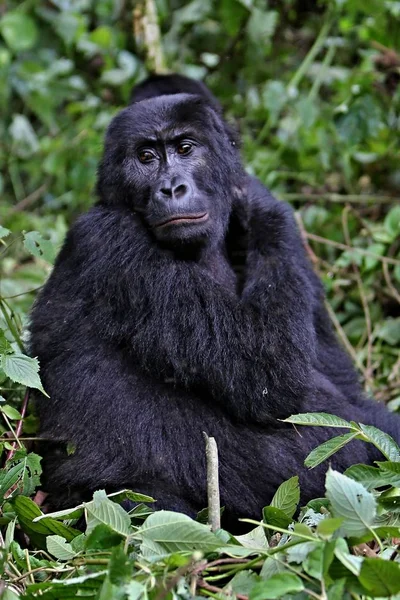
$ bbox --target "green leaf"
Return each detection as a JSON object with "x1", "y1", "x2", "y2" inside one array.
[
  {"x1": 325, "y1": 468, "x2": 376, "y2": 538},
  {"x1": 46, "y1": 535, "x2": 77, "y2": 561},
  {"x1": 228, "y1": 571, "x2": 260, "y2": 595},
  {"x1": 249, "y1": 573, "x2": 304, "y2": 599},
  {"x1": 126, "y1": 581, "x2": 147, "y2": 600},
  {"x1": 384, "y1": 205, "x2": 400, "y2": 239},
  {"x1": 23, "y1": 231, "x2": 57, "y2": 265},
  {"x1": 305, "y1": 433, "x2": 359, "y2": 468},
  {"x1": 0, "y1": 12, "x2": 38, "y2": 51},
  {"x1": 137, "y1": 510, "x2": 222, "y2": 558},
  {"x1": 85, "y1": 490, "x2": 131, "y2": 537},
  {"x1": 304, "y1": 545, "x2": 324, "y2": 579},
  {"x1": 358, "y1": 423, "x2": 400, "y2": 461},
  {"x1": 359, "y1": 557, "x2": 400, "y2": 596},
  {"x1": 269, "y1": 476, "x2": 299, "y2": 518},
  {"x1": 247, "y1": 8, "x2": 278, "y2": 50},
  {"x1": 327, "y1": 579, "x2": 346, "y2": 600},
  {"x1": 0, "y1": 462, "x2": 25, "y2": 500},
  {"x1": 333, "y1": 538, "x2": 363, "y2": 576},
  {"x1": 0, "y1": 225, "x2": 10, "y2": 239},
  {"x1": 282, "y1": 412, "x2": 354, "y2": 429},
  {"x1": 263, "y1": 506, "x2": 291, "y2": 532},
  {"x1": 0, "y1": 452, "x2": 42, "y2": 500},
  {"x1": 316, "y1": 518, "x2": 344, "y2": 539},
  {"x1": 344, "y1": 464, "x2": 393, "y2": 490},
  {"x1": 1, "y1": 404, "x2": 22, "y2": 420},
  {"x1": 235, "y1": 525, "x2": 269, "y2": 550},
  {"x1": 1, "y1": 354, "x2": 47, "y2": 395},
  {"x1": 14, "y1": 496, "x2": 80, "y2": 548}
]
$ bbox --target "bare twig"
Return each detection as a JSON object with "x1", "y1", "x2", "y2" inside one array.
[
  {"x1": 10, "y1": 183, "x2": 48, "y2": 213},
  {"x1": 197, "y1": 579, "x2": 248, "y2": 599},
  {"x1": 305, "y1": 232, "x2": 400, "y2": 266},
  {"x1": 280, "y1": 192, "x2": 398, "y2": 205},
  {"x1": 203, "y1": 433, "x2": 221, "y2": 532},
  {"x1": 6, "y1": 388, "x2": 30, "y2": 462},
  {"x1": 383, "y1": 262, "x2": 400, "y2": 305},
  {"x1": 342, "y1": 206, "x2": 374, "y2": 386}
]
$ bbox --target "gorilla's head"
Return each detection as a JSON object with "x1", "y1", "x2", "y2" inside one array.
[{"x1": 96, "y1": 93, "x2": 244, "y2": 248}]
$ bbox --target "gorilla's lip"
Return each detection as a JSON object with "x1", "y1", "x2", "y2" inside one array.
[{"x1": 154, "y1": 212, "x2": 209, "y2": 228}]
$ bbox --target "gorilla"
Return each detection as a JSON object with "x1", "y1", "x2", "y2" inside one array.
[{"x1": 29, "y1": 73, "x2": 400, "y2": 528}]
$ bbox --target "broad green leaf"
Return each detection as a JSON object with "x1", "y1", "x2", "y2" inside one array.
[
  {"x1": 85, "y1": 490, "x2": 131, "y2": 537},
  {"x1": 327, "y1": 579, "x2": 346, "y2": 600},
  {"x1": 0, "y1": 459, "x2": 25, "y2": 497},
  {"x1": 14, "y1": 496, "x2": 80, "y2": 547},
  {"x1": 235, "y1": 525, "x2": 269, "y2": 550},
  {"x1": 263, "y1": 506, "x2": 291, "y2": 532},
  {"x1": 333, "y1": 538, "x2": 363, "y2": 576},
  {"x1": 34, "y1": 488, "x2": 154, "y2": 523},
  {"x1": 305, "y1": 433, "x2": 359, "y2": 468},
  {"x1": 228, "y1": 571, "x2": 260, "y2": 595},
  {"x1": 0, "y1": 452, "x2": 42, "y2": 500},
  {"x1": 9, "y1": 115, "x2": 39, "y2": 158},
  {"x1": 23, "y1": 231, "x2": 57, "y2": 265},
  {"x1": 46, "y1": 535, "x2": 77, "y2": 561},
  {"x1": 249, "y1": 573, "x2": 304, "y2": 599},
  {"x1": 126, "y1": 581, "x2": 147, "y2": 600},
  {"x1": 358, "y1": 424, "x2": 400, "y2": 461},
  {"x1": 137, "y1": 510, "x2": 222, "y2": 558},
  {"x1": 107, "y1": 489, "x2": 155, "y2": 504},
  {"x1": 304, "y1": 545, "x2": 324, "y2": 579},
  {"x1": 0, "y1": 225, "x2": 10, "y2": 239},
  {"x1": 316, "y1": 518, "x2": 344, "y2": 538},
  {"x1": 282, "y1": 412, "x2": 353, "y2": 429},
  {"x1": 0, "y1": 12, "x2": 38, "y2": 51},
  {"x1": 344, "y1": 463, "x2": 393, "y2": 490},
  {"x1": 269, "y1": 476, "x2": 299, "y2": 518},
  {"x1": 359, "y1": 556, "x2": 400, "y2": 596},
  {"x1": 1, "y1": 354, "x2": 47, "y2": 395},
  {"x1": 1, "y1": 404, "x2": 22, "y2": 420},
  {"x1": 325, "y1": 468, "x2": 376, "y2": 538},
  {"x1": 384, "y1": 205, "x2": 400, "y2": 239}
]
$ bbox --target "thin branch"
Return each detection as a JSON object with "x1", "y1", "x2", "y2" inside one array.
[
  {"x1": 342, "y1": 206, "x2": 374, "y2": 386},
  {"x1": 10, "y1": 183, "x2": 48, "y2": 213},
  {"x1": 383, "y1": 262, "x2": 400, "y2": 305},
  {"x1": 6, "y1": 388, "x2": 30, "y2": 462},
  {"x1": 280, "y1": 192, "x2": 398, "y2": 205},
  {"x1": 305, "y1": 232, "x2": 400, "y2": 266}
]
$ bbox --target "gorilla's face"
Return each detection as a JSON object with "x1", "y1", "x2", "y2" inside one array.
[{"x1": 97, "y1": 94, "x2": 244, "y2": 248}]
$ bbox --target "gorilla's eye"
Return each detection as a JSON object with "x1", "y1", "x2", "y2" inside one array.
[
  {"x1": 177, "y1": 142, "x2": 193, "y2": 155},
  {"x1": 138, "y1": 149, "x2": 156, "y2": 164}
]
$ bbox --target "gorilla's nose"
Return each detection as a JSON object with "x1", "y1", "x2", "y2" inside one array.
[{"x1": 155, "y1": 177, "x2": 192, "y2": 202}]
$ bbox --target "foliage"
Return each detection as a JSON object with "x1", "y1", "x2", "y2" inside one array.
[
  {"x1": 0, "y1": 0, "x2": 400, "y2": 597},
  {"x1": 2, "y1": 420, "x2": 400, "y2": 598}
]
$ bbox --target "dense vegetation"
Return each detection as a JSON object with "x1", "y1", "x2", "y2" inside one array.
[{"x1": 0, "y1": 0, "x2": 399, "y2": 597}]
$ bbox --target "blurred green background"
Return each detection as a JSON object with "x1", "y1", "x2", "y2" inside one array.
[{"x1": 0, "y1": 0, "x2": 399, "y2": 408}]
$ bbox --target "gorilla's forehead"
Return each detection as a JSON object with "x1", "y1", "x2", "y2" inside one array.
[{"x1": 120, "y1": 94, "x2": 214, "y2": 140}]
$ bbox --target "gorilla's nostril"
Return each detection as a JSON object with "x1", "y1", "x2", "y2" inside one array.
[
  {"x1": 174, "y1": 184, "x2": 187, "y2": 198},
  {"x1": 160, "y1": 187, "x2": 172, "y2": 197}
]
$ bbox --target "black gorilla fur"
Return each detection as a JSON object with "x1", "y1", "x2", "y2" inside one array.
[{"x1": 29, "y1": 74, "x2": 400, "y2": 527}]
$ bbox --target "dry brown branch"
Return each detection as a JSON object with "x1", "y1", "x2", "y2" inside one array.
[{"x1": 280, "y1": 192, "x2": 398, "y2": 205}]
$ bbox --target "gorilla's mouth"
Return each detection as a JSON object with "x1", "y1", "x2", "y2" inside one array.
[{"x1": 154, "y1": 212, "x2": 209, "y2": 228}]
